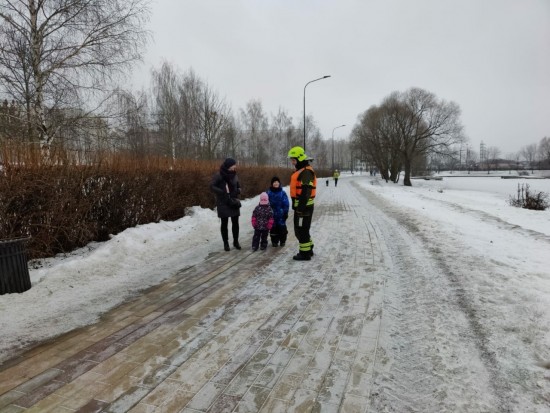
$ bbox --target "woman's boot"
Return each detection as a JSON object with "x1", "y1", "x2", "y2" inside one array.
[
  {"x1": 221, "y1": 225, "x2": 230, "y2": 251},
  {"x1": 232, "y1": 222, "x2": 241, "y2": 249}
]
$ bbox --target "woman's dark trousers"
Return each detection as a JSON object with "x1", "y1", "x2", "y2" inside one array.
[{"x1": 221, "y1": 217, "x2": 239, "y2": 244}]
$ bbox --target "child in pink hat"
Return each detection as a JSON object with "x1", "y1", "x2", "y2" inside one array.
[{"x1": 251, "y1": 192, "x2": 274, "y2": 251}]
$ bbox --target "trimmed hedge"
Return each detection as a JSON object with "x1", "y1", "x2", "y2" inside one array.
[{"x1": 0, "y1": 160, "x2": 327, "y2": 259}]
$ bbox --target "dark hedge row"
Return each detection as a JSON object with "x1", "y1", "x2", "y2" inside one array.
[{"x1": 0, "y1": 162, "x2": 310, "y2": 259}]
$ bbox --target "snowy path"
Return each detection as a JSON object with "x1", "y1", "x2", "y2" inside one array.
[
  {"x1": 355, "y1": 178, "x2": 550, "y2": 413},
  {"x1": 351, "y1": 181, "x2": 505, "y2": 412},
  {"x1": 1, "y1": 175, "x2": 549, "y2": 412}
]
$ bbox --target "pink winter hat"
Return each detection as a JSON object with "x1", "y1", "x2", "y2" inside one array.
[{"x1": 259, "y1": 192, "x2": 269, "y2": 205}]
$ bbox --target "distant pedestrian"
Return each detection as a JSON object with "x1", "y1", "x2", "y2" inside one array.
[
  {"x1": 287, "y1": 146, "x2": 317, "y2": 261},
  {"x1": 326, "y1": 179, "x2": 329, "y2": 187},
  {"x1": 333, "y1": 169, "x2": 340, "y2": 187},
  {"x1": 251, "y1": 192, "x2": 274, "y2": 251},
  {"x1": 267, "y1": 176, "x2": 289, "y2": 247},
  {"x1": 210, "y1": 158, "x2": 242, "y2": 251}
]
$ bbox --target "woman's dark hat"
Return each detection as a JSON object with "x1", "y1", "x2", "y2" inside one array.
[{"x1": 222, "y1": 158, "x2": 236, "y2": 168}]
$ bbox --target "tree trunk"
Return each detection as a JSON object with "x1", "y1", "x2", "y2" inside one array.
[
  {"x1": 403, "y1": 158, "x2": 412, "y2": 186},
  {"x1": 389, "y1": 158, "x2": 401, "y2": 182}
]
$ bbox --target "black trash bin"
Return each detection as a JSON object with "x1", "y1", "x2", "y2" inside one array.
[{"x1": 0, "y1": 237, "x2": 31, "y2": 294}]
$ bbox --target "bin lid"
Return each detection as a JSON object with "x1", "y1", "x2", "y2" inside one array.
[{"x1": 0, "y1": 237, "x2": 31, "y2": 245}]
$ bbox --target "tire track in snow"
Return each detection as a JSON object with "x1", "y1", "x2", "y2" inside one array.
[
  {"x1": 415, "y1": 192, "x2": 550, "y2": 243},
  {"x1": 351, "y1": 180, "x2": 511, "y2": 412}
]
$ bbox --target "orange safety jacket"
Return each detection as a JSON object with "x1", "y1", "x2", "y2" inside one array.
[{"x1": 290, "y1": 166, "x2": 317, "y2": 208}]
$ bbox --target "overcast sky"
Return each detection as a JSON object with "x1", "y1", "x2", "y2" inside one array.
[{"x1": 132, "y1": 0, "x2": 550, "y2": 156}]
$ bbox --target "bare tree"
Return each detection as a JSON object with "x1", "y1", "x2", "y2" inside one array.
[
  {"x1": 240, "y1": 99, "x2": 268, "y2": 165},
  {"x1": 396, "y1": 88, "x2": 465, "y2": 186},
  {"x1": 486, "y1": 146, "x2": 501, "y2": 172},
  {"x1": 539, "y1": 136, "x2": 550, "y2": 164},
  {"x1": 351, "y1": 88, "x2": 464, "y2": 184},
  {"x1": 151, "y1": 62, "x2": 183, "y2": 161},
  {"x1": 196, "y1": 84, "x2": 231, "y2": 160},
  {"x1": 270, "y1": 107, "x2": 293, "y2": 166},
  {"x1": 0, "y1": 0, "x2": 150, "y2": 148},
  {"x1": 179, "y1": 68, "x2": 203, "y2": 158},
  {"x1": 149, "y1": 63, "x2": 234, "y2": 161},
  {"x1": 349, "y1": 112, "x2": 370, "y2": 173},
  {"x1": 0, "y1": 99, "x2": 24, "y2": 140},
  {"x1": 464, "y1": 146, "x2": 478, "y2": 173},
  {"x1": 218, "y1": 116, "x2": 238, "y2": 159},
  {"x1": 353, "y1": 103, "x2": 403, "y2": 182},
  {"x1": 512, "y1": 151, "x2": 522, "y2": 172},
  {"x1": 333, "y1": 139, "x2": 350, "y2": 171},
  {"x1": 521, "y1": 143, "x2": 538, "y2": 173},
  {"x1": 307, "y1": 126, "x2": 327, "y2": 168},
  {"x1": 444, "y1": 146, "x2": 460, "y2": 173},
  {"x1": 112, "y1": 88, "x2": 150, "y2": 157}
]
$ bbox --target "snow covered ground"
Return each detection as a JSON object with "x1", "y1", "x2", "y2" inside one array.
[
  {"x1": 344, "y1": 172, "x2": 549, "y2": 411},
  {"x1": 1, "y1": 172, "x2": 550, "y2": 411}
]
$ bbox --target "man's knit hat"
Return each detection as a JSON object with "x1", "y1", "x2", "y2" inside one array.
[{"x1": 259, "y1": 192, "x2": 269, "y2": 205}]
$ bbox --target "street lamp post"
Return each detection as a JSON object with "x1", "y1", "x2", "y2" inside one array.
[
  {"x1": 303, "y1": 75, "x2": 331, "y2": 152},
  {"x1": 331, "y1": 124, "x2": 345, "y2": 171}
]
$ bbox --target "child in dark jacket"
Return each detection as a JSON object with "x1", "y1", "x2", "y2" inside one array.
[
  {"x1": 267, "y1": 176, "x2": 289, "y2": 247},
  {"x1": 251, "y1": 192, "x2": 274, "y2": 251}
]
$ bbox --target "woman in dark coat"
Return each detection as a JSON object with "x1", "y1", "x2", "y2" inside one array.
[{"x1": 210, "y1": 158, "x2": 242, "y2": 251}]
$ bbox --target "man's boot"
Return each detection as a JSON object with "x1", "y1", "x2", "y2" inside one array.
[
  {"x1": 293, "y1": 252, "x2": 311, "y2": 261},
  {"x1": 233, "y1": 240, "x2": 241, "y2": 250},
  {"x1": 224, "y1": 241, "x2": 230, "y2": 251}
]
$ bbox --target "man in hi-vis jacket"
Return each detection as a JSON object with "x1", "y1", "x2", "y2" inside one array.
[{"x1": 287, "y1": 146, "x2": 317, "y2": 261}]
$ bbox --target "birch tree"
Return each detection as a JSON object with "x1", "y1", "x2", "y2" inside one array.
[
  {"x1": 112, "y1": 88, "x2": 150, "y2": 157},
  {"x1": 197, "y1": 84, "x2": 231, "y2": 160},
  {"x1": 151, "y1": 62, "x2": 182, "y2": 160},
  {"x1": 270, "y1": 107, "x2": 293, "y2": 166},
  {"x1": 0, "y1": 0, "x2": 150, "y2": 148},
  {"x1": 240, "y1": 99, "x2": 268, "y2": 165},
  {"x1": 179, "y1": 69, "x2": 203, "y2": 158}
]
